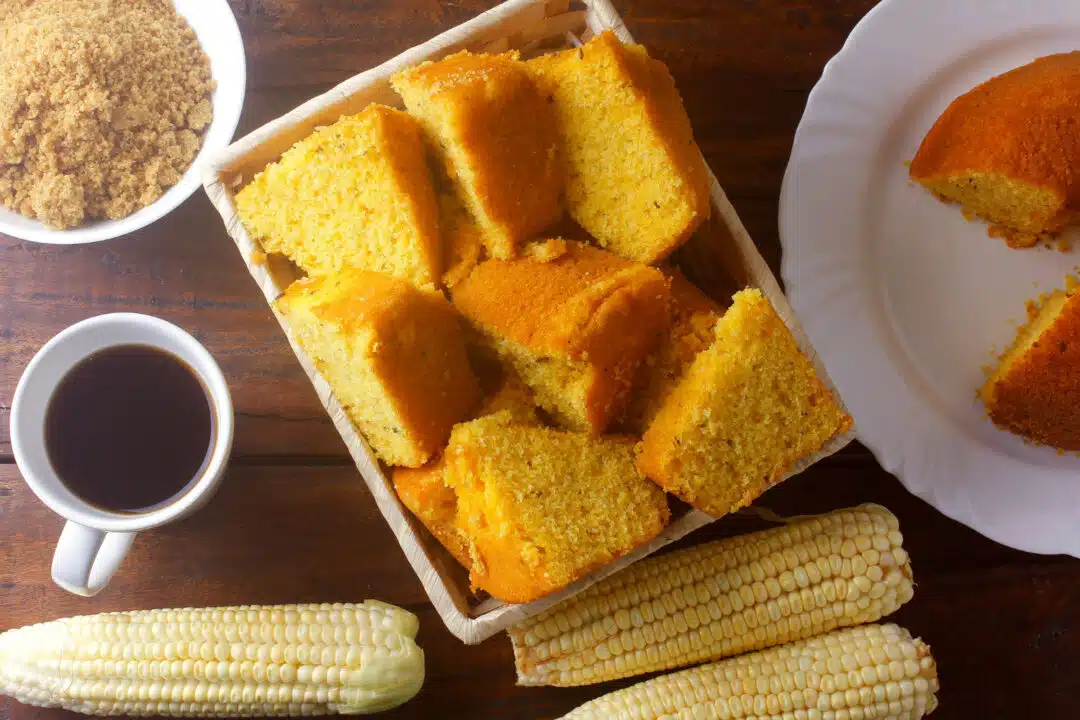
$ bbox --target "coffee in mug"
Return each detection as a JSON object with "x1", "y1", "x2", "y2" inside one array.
[
  {"x1": 11, "y1": 313, "x2": 234, "y2": 597},
  {"x1": 45, "y1": 345, "x2": 215, "y2": 513}
]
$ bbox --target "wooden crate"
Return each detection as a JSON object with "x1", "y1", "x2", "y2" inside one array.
[{"x1": 201, "y1": 0, "x2": 854, "y2": 644}]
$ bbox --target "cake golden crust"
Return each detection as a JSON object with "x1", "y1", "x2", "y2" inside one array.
[
  {"x1": 981, "y1": 289, "x2": 1080, "y2": 450},
  {"x1": 437, "y1": 192, "x2": 486, "y2": 289},
  {"x1": 236, "y1": 105, "x2": 441, "y2": 286},
  {"x1": 391, "y1": 372, "x2": 539, "y2": 572},
  {"x1": 451, "y1": 241, "x2": 671, "y2": 432},
  {"x1": 623, "y1": 267, "x2": 725, "y2": 433},
  {"x1": 392, "y1": 51, "x2": 562, "y2": 259},
  {"x1": 910, "y1": 52, "x2": 1080, "y2": 236},
  {"x1": 276, "y1": 269, "x2": 479, "y2": 467},
  {"x1": 527, "y1": 31, "x2": 710, "y2": 264},
  {"x1": 638, "y1": 289, "x2": 852, "y2": 518},
  {"x1": 444, "y1": 415, "x2": 670, "y2": 603},
  {"x1": 393, "y1": 462, "x2": 473, "y2": 569}
]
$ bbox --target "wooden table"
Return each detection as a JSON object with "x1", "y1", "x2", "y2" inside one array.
[{"x1": 1, "y1": 1, "x2": 1077, "y2": 718}]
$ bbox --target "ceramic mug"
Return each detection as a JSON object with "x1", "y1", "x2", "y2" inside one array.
[{"x1": 10, "y1": 313, "x2": 234, "y2": 597}]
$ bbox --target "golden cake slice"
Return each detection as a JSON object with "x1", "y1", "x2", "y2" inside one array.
[
  {"x1": 622, "y1": 267, "x2": 725, "y2": 434},
  {"x1": 444, "y1": 414, "x2": 670, "y2": 603},
  {"x1": 638, "y1": 289, "x2": 852, "y2": 517},
  {"x1": 451, "y1": 241, "x2": 671, "y2": 433},
  {"x1": 392, "y1": 50, "x2": 562, "y2": 259},
  {"x1": 437, "y1": 192, "x2": 485, "y2": 289},
  {"x1": 910, "y1": 52, "x2": 1080, "y2": 245},
  {"x1": 392, "y1": 373, "x2": 539, "y2": 570},
  {"x1": 235, "y1": 104, "x2": 441, "y2": 286},
  {"x1": 276, "y1": 269, "x2": 479, "y2": 467},
  {"x1": 392, "y1": 462, "x2": 474, "y2": 570},
  {"x1": 527, "y1": 31, "x2": 711, "y2": 264},
  {"x1": 981, "y1": 286, "x2": 1080, "y2": 450}
]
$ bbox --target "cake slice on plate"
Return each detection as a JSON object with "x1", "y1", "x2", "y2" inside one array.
[
  {"x1": 982, "y1": 284, "x2": 1080, "y2": 451},
  {"x1": 910, "y1": 52, "x2": 1080, "y2": 247}
]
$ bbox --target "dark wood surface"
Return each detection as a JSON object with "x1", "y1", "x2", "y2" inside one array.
[{"x1": 1, "y1": 1, "x2": 1075, "y2": 718}]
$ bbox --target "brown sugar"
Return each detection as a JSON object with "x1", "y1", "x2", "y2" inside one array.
[{"x1": 0, "y1": 0, "x2": 214, "y2": 229}]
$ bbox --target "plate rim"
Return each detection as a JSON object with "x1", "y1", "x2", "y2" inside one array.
[{"x1": 780, "y1": 0, "x2": 1080, "y2": 557}]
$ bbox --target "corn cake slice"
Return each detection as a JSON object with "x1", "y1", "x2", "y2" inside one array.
[
  {"x1": 236, "y1": 105, "x2": 441, "y2": 287},
  {"x1": 527, "y1": 31, "x2": 711, "y2": 264},
  {"x1": 639, "y1": 289, "x2": 852, "y2": 517},
  {"x1": 623, "y1": 267, "x2": 725, "y2": 433},
  {"x1": 391, "y1": 51, "x2": 562, "y2": 259},
  {"x1": 472, "y1": 370, "x2": 541, "y2": 426},
  {"x1": 445, "y1": 414, "x2": 670, "y2": 603},
  {"x1": 438, "y1": 192, "x2": 485, "y2": 288},
  {"x1": 276, "y1": 269, "x2": 479, "y2": 467},
  {"x1": 981, "y1": 286, "x2": 1080, "y2": 450},
  {"x1": 392, "y1": 374, "x2": 540, "y2": 570},
  {"x1": 451, "y1": 241, "x2": 671, "y2": 433},
  {"x1": 392, "y1": 463, "x2": 473, "y2": 570},
  {"x1": 909, "y1": 52, "x2": 1080, "y2": 244}
]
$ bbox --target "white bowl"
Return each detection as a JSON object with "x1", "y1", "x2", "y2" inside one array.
[{"x1": 0, "y1": 0, "x2": 246, "y2": 245}]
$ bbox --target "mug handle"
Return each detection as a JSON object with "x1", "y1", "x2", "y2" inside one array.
[{"x1": 51, "y1": 522, "x2": 136, "y2": 597}]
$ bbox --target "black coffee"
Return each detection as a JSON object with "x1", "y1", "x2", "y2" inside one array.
[{"x1": 44, "y1": 344, "x2": 214, "y2": 512}]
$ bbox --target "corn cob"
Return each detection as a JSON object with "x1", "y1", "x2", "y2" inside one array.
[
  {"x1": 0, "y1": 602, "x2": 424, "y2": 716},
  {"x1": 509, "y1": 504, "x2": 913, "y2": 686},
  {"x1": 560, "y1": 623, "x2": 939, "y2": 720}
]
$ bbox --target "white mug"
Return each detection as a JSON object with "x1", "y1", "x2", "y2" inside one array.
[{"x1": 10, "y1": 313, "x2": 234, "y2": 597}]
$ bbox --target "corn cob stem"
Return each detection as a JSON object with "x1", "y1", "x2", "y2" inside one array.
[
  {"x1": 509, "y1": 504, "x2": 913, "y2": 686},
  {"x1": 0, "y1": 602, "x2": 424, "y2": 716},
  {"x1": 560, "y1": 623, "x2": 939, "y2": 720}
]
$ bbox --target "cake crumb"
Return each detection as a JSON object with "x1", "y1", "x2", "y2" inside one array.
[
  {"x1": 988, "y1": 224, "x2": 1040, "y2": 249},
  {"x1": 0, "y1": 0, "x2": 214, "y2": 229},
  {"x1": 524, "y1": 238, "x2": 568, "y2": 262}
]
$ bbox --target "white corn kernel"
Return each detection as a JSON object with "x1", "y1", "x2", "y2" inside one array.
[{"x1": 511, "y1": 506, "x2": 914, "y2": 687}]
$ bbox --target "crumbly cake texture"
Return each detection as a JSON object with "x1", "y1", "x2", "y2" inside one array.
[
  {"x1": 639, "y1": 288, "x2": 852, "y2": 518},
  {"x1": 392, "y1": 373, "x2": 539, "y2": 571},
  {"x1": 392, "y1": 462, "x2": 474, "y2": 570},
  {"x1": 236, "y1": 105, "x2": 441, "y2": 287},
  {"x1": 275, "y1": 269, "x2": 479, "y2": 467},
  {"x1": 392, "y1": 50, "x2": 562, "y2": 259},
  {"x1": 0, "y1": 0, "x2": 214, "y2": 229},
  {"x1": 622, "y1": 267, "x2": 725, "y2": 434},
  {"x1": 444, "y1": 414, "x2": 670, "y2": 603},
  {"x1": 527, "y1": 31, "x2": 711, "y2": 264},
  {"x1": 910, "y1": 52, "x2": 1080, "y2": 241},
  {"x1": 438, "y1": 192, "x2": 486, "y2": 289},
  {"x1": 981, "y1": 287, "x2": 1080, "y2": 450},
  {"x1": 451, "y1": 241, "x2": 671, "y2": 433}
]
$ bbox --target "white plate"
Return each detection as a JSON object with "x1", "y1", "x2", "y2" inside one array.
[
  {"x1": 780, "y1": 0, "x2": 1080, "y2": 556},
  {"x1": 0, "y1": 0, "x2": 246, "y2": 244}
]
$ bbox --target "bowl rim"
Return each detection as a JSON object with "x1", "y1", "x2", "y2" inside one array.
[{"x1": 0, "y1": 0, "x2": 247, "y2": 245}]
